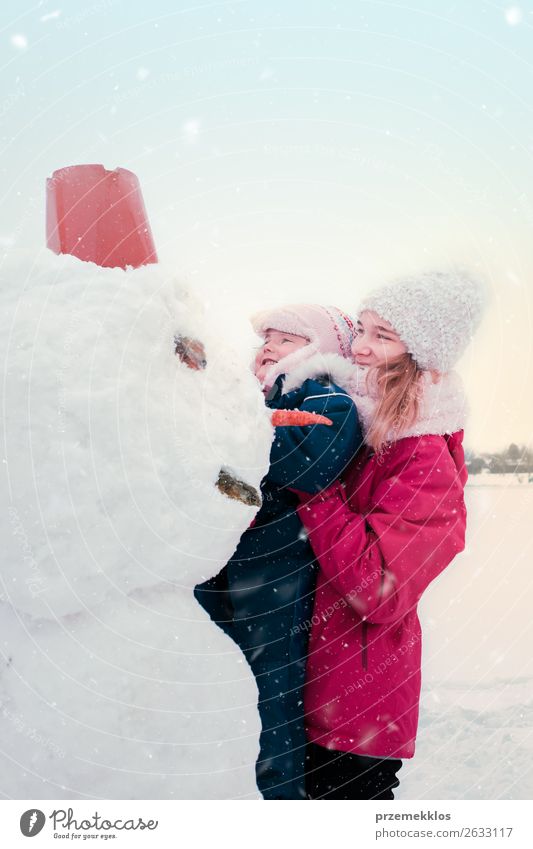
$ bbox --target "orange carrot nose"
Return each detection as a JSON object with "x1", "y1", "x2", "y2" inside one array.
[
  {"x1": 46, "y1": 164, "x2": 157, "y2": 269},
  {"x1": 271, "y1": 409, "x2": 333, "y2": 427}
]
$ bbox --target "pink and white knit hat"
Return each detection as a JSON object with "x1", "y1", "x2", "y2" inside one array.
[{"x1": 251, "y1": 303, "x2": 356, "y2": 388}]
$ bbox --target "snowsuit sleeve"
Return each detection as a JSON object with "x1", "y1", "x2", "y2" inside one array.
[
  {"x1": 266, "y1": 382, "x2": 362, "y2": 494},
  {"x1": 296, "y1": 435, "x2": 467, "y2": 625}
]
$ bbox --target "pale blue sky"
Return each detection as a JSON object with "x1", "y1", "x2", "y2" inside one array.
[{"x1": 2, "y1": 0, "x2": 533, "y2": 449}]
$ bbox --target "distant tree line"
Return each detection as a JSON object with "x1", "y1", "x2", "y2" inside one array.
[{"x1": 465, "y1": 443, "x2": 533, "y2": 474}]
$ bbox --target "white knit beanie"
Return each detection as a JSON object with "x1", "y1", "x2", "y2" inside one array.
[{"x1": 357, "y1": 269, "x2": 489, "y2": 372}]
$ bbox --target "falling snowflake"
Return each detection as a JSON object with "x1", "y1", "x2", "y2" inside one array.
[
  {"x1": 505, "y1": 6, "x2": 523, "y2": 25},
  {"x1": 136, "y1": 67, "x2": 150, "y2": 81},
  {"x1": 182, "y1": 119, "x2": 200, "y2": 143},
  {"x1": 41, "y1": 10, "x2": 61, "y2": 22},
  {"x1": 11, "y1": 34, "x2": 28, "y2": 50}
]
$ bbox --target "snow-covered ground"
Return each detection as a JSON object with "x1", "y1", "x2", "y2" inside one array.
[
  {"x1": 1, "y1": 254, "x2": 531, "y2": 799},
  {"x1": 467, "y1": 472, "x2": 533, "y2": 487},
  {"x1": 399, "y1": 479, "x2": 533, "y2": 799}
]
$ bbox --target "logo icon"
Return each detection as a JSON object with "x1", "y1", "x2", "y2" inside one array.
[{"x1": 20, "y1": 809, "x2": 46, "y2": 837}]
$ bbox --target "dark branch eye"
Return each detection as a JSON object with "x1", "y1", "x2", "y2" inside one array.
[{"x1": 174, "y1": 335, "x2": 207, "y2": 370}]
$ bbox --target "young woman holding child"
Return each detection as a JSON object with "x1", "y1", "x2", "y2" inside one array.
[
  {"x1": 196, "y1": 269, "x2": 487, "y2": 801},
  {"x1": 295, "y1": 270, "x2": 487, "y2": 800}
]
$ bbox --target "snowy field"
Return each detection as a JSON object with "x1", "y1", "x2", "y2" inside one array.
[
  {"x1": 399, "y1": 476, "x2": 533, "y2": 799},
  {"x1": 0, "y1": 253, "x2": 531, "y2": 800},
  {"x1": 467, "y1": 473, "x2": 533, "y2": 487}
]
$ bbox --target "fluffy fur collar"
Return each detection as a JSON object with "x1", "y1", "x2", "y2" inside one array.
[
  {"x1": 281, "y1": 352, "x2": 359, "y2": 395},
  {"x1": 375, "y1": 370, "x2": 469, "y2": 441},
  {"x1": 281, "y1": 353, "x2": 469, "y2": 440}
]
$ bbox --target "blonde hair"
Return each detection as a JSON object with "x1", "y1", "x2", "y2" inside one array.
[{"x1": 365, "y1": 353, "x2": 424, "y2": 453}]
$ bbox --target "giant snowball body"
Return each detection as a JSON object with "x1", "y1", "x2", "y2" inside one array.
[{"x1": 0, "y1": 252, "x2": 272, "y2": 798}]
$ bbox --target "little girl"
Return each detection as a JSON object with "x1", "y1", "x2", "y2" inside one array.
[
  {"x1": 290, "y1": 271, "x2": 487, "y2": 799},
  {"x1": 195, "y1": 304, "x2": 363, "y2": 799}
]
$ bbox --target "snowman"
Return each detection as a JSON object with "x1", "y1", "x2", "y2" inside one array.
[{"x1": 0, "y1": 165, "x2": 274, "y2": 799}]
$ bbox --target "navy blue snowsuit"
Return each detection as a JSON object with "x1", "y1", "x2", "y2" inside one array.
[{"x1": 194, "y1": 368, "x2": 362, "y2": 799}]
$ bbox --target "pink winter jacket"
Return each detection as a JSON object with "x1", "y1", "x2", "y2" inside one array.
[{"x1": 297, "y1": 426, "x2": 468, "y2": 760}]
